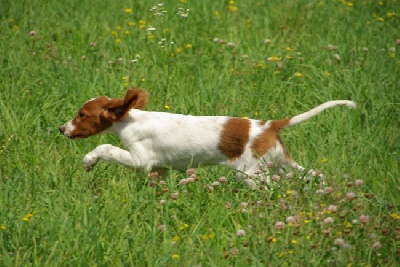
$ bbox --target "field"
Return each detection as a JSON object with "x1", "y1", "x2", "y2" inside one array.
[{"x1": 1, "y1": 0, "x2": 399, "y2": 266}]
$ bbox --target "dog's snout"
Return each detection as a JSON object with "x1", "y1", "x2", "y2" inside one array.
[{"x1": 59, "y1": 125, "x2": 65, "y2": 134}]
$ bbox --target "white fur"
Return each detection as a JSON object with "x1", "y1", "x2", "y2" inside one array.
[
  {"x1": 89, "y1": 111, "x2": 233, "y2": 171},
  {"x1": 289, "y1": 100, "x2": 356, "y2": 126},
  {"x1": 62, "y1": 121, "x2": 75, "y2": 137}
]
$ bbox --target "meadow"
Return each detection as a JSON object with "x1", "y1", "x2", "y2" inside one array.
[{"x1": 1, "y1": 0, "x2": 399, "y2": 266}]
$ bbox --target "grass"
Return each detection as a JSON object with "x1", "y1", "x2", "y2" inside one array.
[{"x1": 0, "y1": 0, "x2": 399, "y2": 265}]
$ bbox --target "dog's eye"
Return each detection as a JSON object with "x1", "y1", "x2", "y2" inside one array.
[{"x1": 78, "y1": 112, "x2": 86, "y2": 118}]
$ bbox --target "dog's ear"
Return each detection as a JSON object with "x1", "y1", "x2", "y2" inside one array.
[
  {"x1": 123, "y1": 88, "x2": 148, "y2": 110},
  {"x1": 103, "y1": 89, "x2": 148, "y2": 121}
]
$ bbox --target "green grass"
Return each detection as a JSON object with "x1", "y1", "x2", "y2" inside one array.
[{"x1": 1, "y1": 0, "x2": 399, "y2": 265}]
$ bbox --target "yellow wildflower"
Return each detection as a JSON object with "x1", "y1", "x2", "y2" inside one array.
[
  {"x1": 177, "y1": 47, "x2": 183, "y2": 53},
  {"x1": 147, "y1": 34, "x2": 154, "y2": 39},
  {"x1": 291, "y1": 239, "x2": 297, "y2": 244},
  {"x1": 172, "y1": 235, "x2": 180, "y2": 242},
  {"x1": 22, "y1": 213, "x2": 33, "y2": 222},
  {"x1": 257, "y1": 62, "x2": 266, "y2": 69},
  {"x1": 179, "y1": 224, "x2": 189, "y2": 230},
  {"x1": 214, "y1": 11, "x2": 221, "y2": 15},
  {"x1": 164, "y1": 105, "x2": 170, "y2": 110},
  {"x1": 185, "y1": 44, "x2": 192, "y2": 49},
  {"x1": 111, "y1": 31, "x2": 118, "y2": 36},
  {"x1": 128, "y1": 21, "x2": 136, "y2": 26},
  {"x1": 0, "y1": 225, "x2": 6, "y2": 231},
  {"x1": 200, "y1": 234, "x2": 209, "y2": 240},
  {"x1": 115, "y1": 38, "x2": 121, "y2": 43},
  {"x1": 346, "y1": 2, "x2": 353, "y2": 7},
  {"x1": 267, "y1": 56, "x2": 280, "y2": 62},
  {"x1": 390, "y1": 213, "x2": 400, "y2": 220},
  {"x1": 229, "y1": 5, "x2": 238, "y2": 12},
  {"x1": 139, "y1": 20, "x2": 146, "y2": 29},
  {"x1": 293, "y1": 72, "x2": 303, "y2": 77},
  {"x1": 387, "y1": 11, "x2": 395, "y2": 18},
  {"x1": 125, "y1": 8, "x2": 133, "y2": 14},
  {"x1": 172, "y1": 254, "x2": 180, "y2": 259},
  {"x1": 376, "y1": 17, "x2": 384, "y2": 22},
  {"x1": 321, "y1": 157, "x2": 328, "y2": 163}
]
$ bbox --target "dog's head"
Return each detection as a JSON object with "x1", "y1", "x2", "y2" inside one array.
[{"x1": 59, "y1": 89, "x2": 147, "y2": 139}]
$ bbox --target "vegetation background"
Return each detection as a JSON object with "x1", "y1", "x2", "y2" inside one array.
[{"x1": 0, "y1": 0, "x2": 399, "y2": 266}]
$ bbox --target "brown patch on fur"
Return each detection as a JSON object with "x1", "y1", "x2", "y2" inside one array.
[
  {"x1": 104, "y1": 88, "x2": 148, "y2": 121},
  {"x1": 218, "y1": 118, "x2": 251, "y2": 160},
  {"x1": 62, "y1": 89, "x2": 148, "y2": 138},
  {"x1": 66, "y1": 96, "x2": 114, "y2": 138},
  {"x1": 251, "y1": 119, "x2": 291, "y2": 158}
]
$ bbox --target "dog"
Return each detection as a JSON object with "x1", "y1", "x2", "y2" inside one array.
[{"x1": 59, "y1": 88, "x2": 355, "y2": 187}]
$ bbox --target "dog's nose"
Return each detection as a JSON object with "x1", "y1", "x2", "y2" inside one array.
[{"x1": 59, "y1": 125, "x2": 65, "y2": 134}]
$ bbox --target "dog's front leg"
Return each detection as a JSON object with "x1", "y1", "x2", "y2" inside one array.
[{"x1": 83, "y1": 144, "x2": 143, "y2": 171}]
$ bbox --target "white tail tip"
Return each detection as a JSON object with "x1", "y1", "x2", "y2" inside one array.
[
  {"x1": 289, "y1": 100, "x2": 356, "y2": 126},
  {"x1": 346, "y1": 101, "x2": 357, "y2": 109}
]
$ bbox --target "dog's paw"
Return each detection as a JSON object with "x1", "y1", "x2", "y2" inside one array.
[{"x1": 83, "y1": 154, "x2": 98, "y2": 172}]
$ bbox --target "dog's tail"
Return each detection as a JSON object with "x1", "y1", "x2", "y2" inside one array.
[{"x1": 271, "y1": 100, "x2": 356, "y2": 130}]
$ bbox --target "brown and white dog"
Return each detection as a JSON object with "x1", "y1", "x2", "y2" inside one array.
[{"x1": 59, "y1": 89, "x2": 355, "y2": 187}]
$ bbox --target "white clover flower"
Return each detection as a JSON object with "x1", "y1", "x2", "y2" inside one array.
[
  {"x1": 236, "y1": 229, "x2": 246, "y2": 237},
  {"x1": 212, "y1": 181, "x2": 220, "y2": 187}
]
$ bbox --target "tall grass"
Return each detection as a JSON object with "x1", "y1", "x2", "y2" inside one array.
[{"x1": 1, "y1": 0, "x2": 399, "y2": 265}]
